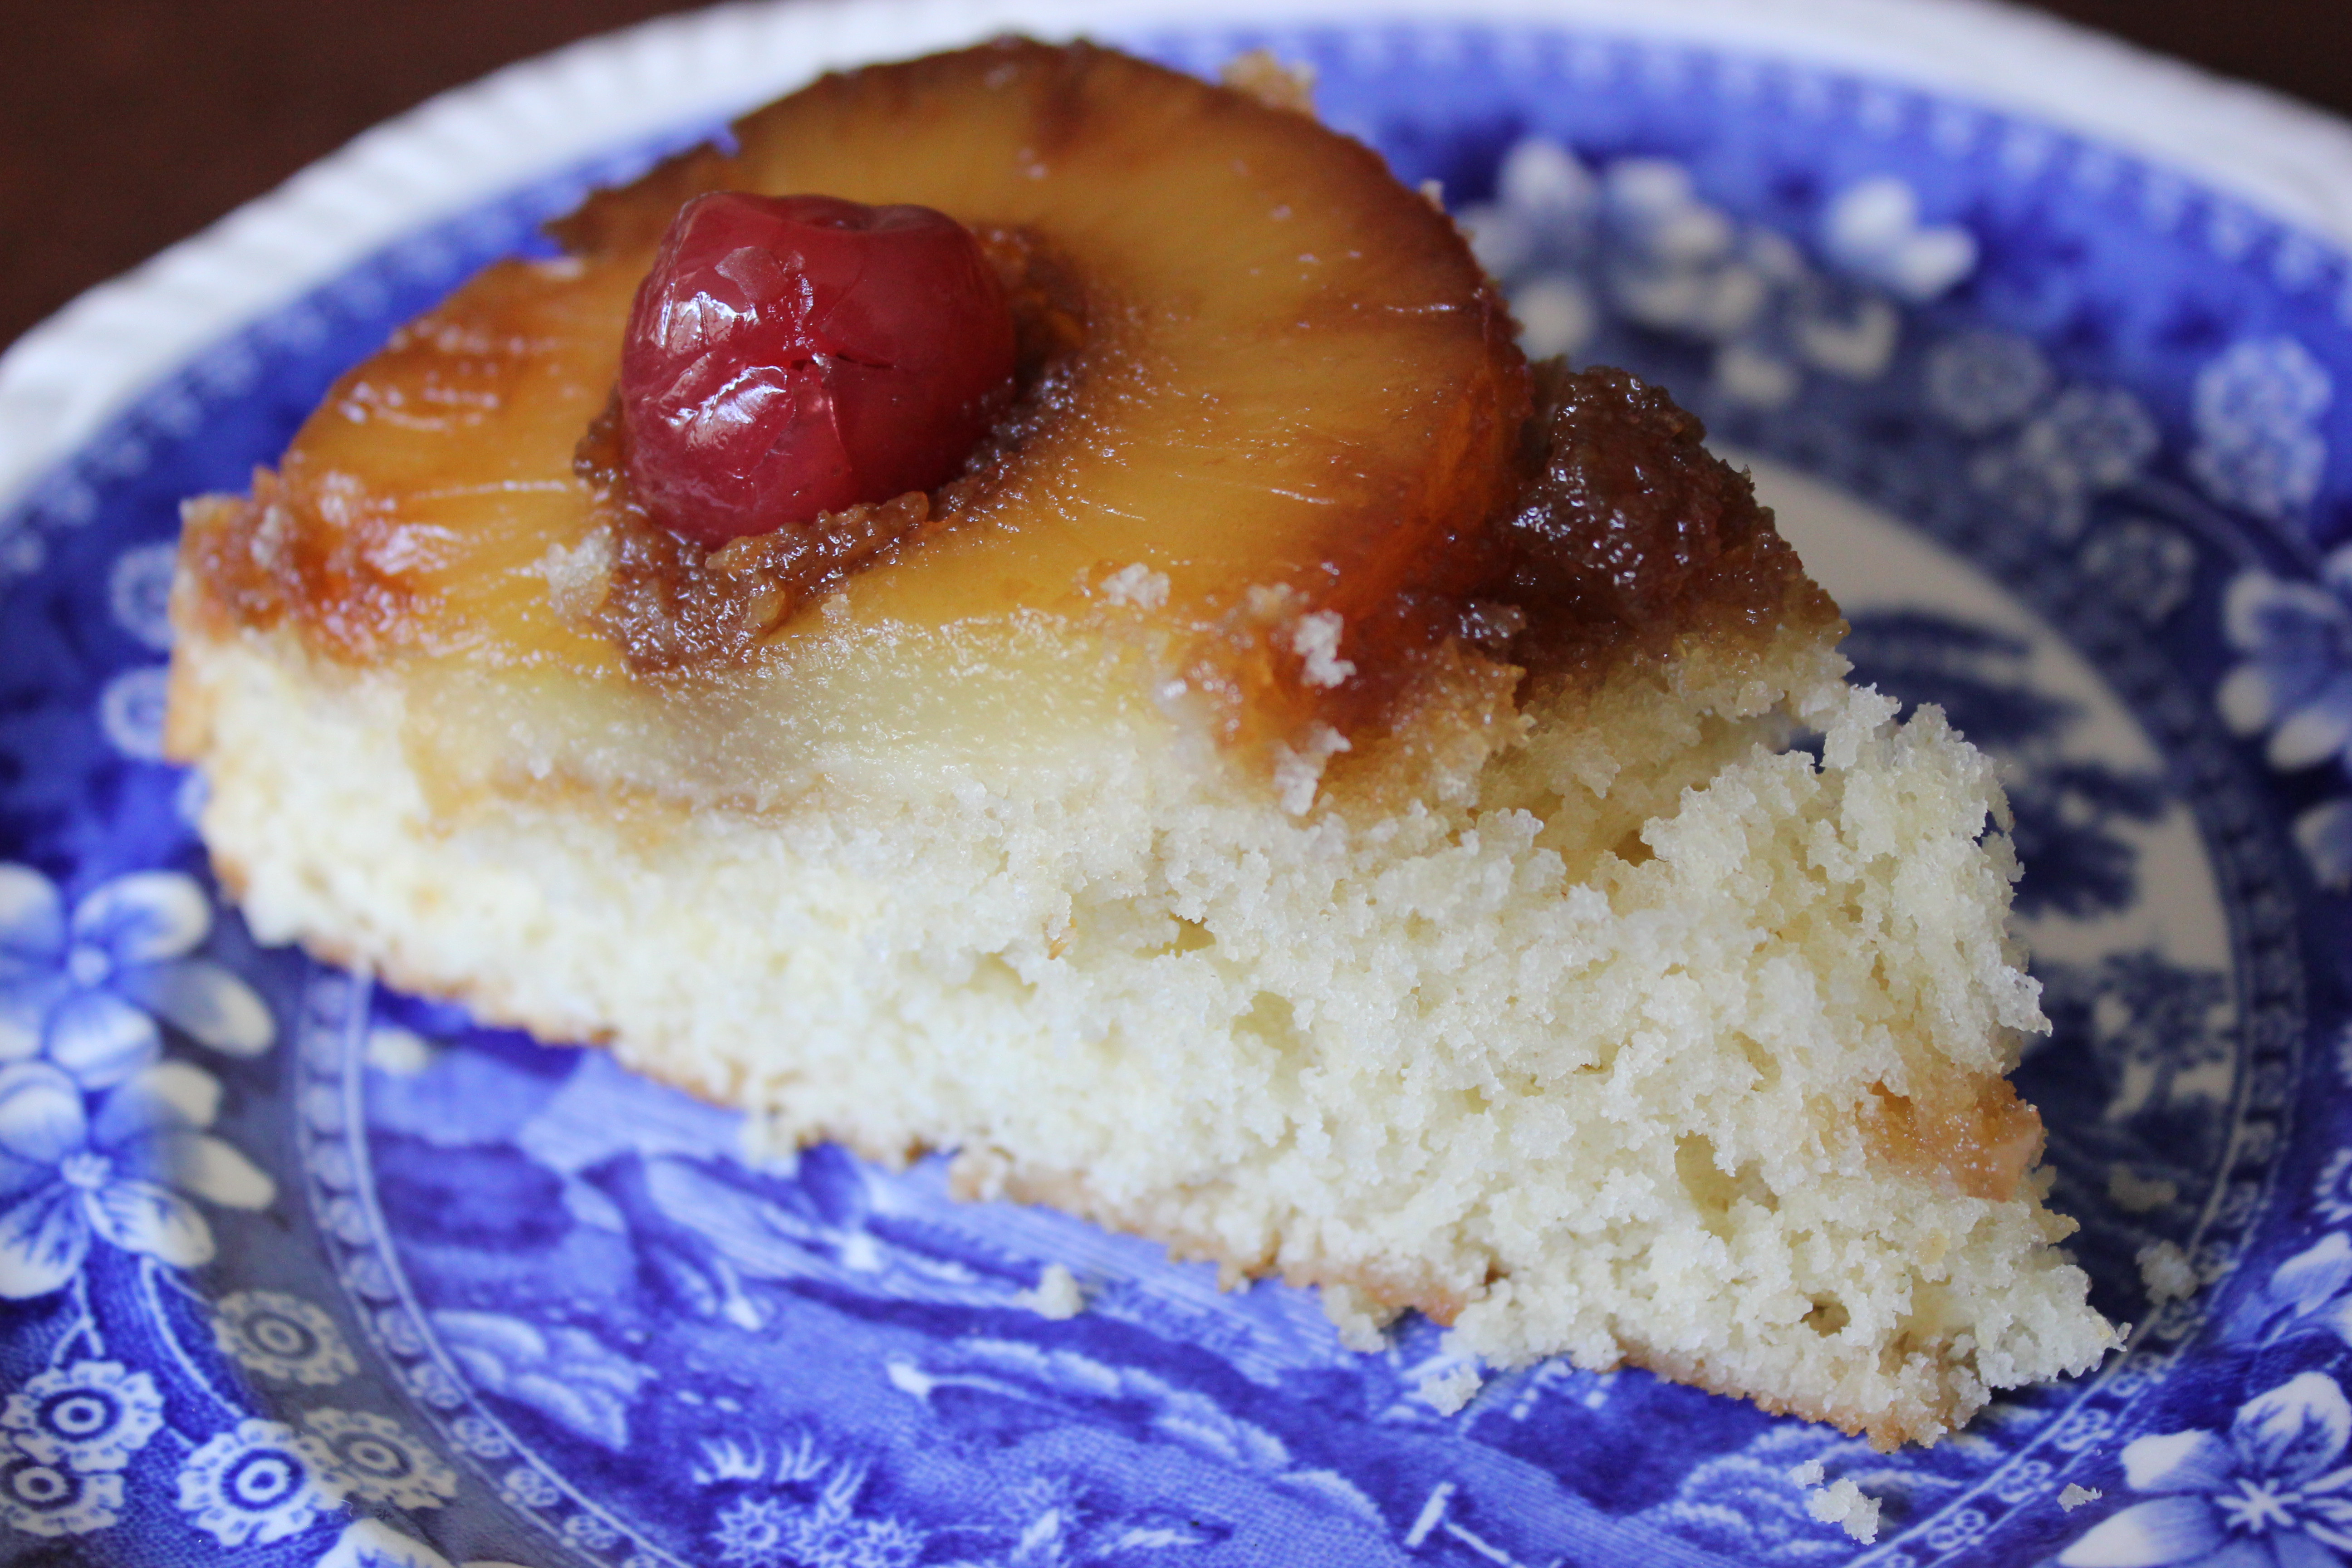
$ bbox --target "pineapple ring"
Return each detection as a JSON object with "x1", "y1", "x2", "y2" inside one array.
[{"x1": 196, "y1": 41, "x2": 1532, "y2": 755}]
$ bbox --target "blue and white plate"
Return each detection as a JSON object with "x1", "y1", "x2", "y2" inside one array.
[{"x1": 4, "y1": 3, "x2": 2349, "y2": 1564}]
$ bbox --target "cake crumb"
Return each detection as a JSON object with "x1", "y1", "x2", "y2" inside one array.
[
  {"x1": 1416, "y1": 1365, "x2": 1483, "y2": 1414},
  {"x1": 1786, "y1": 1459, "x2": 1825, "y2": 1486},
  {"x1": 1321, "y1": 1283, "x2": 1397, "y2": 1351},
  {"x1": 1289, "y1": 611, "x2": 1357, "y2": 688},
  {"x1": 2137, "y1": 1240, "x2": 2198, "y2": 1305},
  {"x1": 735, "y1": 1114, "x2": 801, "y2": 1173},
  {"x1": 1420, "y1": 179, "x2": 1446, "y2": 212},
  {"x1": 2058, "y1": 1483, "x2": 2102, "y2": 1511},
  {"x1": 1017, "y1": 1264, "x2": 1087, "y2": 1319},
  {"x1": 1271, "y1": 725, "x2": 1350, "y2": 816},
  {"x1": 2108, "y1": 1166, "x2": 2178, "y2": 1213},
  {"x1": 1806, "y1": 1478, "x2": 1881, "y2": 1544},
  {"x1": 1219, "y1": 49, "x2": 1315, "y2": 114},
  {"x1": 531, "y1": 529, "x2": 612, "y2": 621},
  {"x1": 946, "y1": 1146, "x2": 1010, "y2": 1202},
  {"x1": 1099, "y1": 562, "x2": 1169, "y2": 610}
]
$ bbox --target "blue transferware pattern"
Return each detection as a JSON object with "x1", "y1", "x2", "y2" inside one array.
[{"x1": 0, "y1": 21, "x2": 2347, "y2": 1567}]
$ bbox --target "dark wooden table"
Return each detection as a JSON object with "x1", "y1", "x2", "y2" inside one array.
[{"x1": 1, "y1": 1, "x2": 2345, "y2": 352}]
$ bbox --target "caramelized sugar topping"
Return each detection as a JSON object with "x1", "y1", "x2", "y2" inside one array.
[
  {"x1": 175, "y1": 39, "x2": 1832, "y2": 769},
  {"x1": 1493, "y1": 363, "x2": 1827, "y2": 671},
  {"x1": 577, "y1": 396, "x2": 941, "y2": 674},
  {"x1": 574, "y1": 224, "x2": 1092, "y2": 677},
  {"x1": 1862, "y1": 1077, "x2": 2044, "y2": 1204}
]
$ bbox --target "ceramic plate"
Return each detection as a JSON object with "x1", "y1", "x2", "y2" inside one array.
[{"x1": 3, "y1": 4, "x2": 2349, "y2": 1565}]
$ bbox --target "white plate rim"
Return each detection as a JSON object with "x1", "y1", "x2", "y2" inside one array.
[{"x1": 4, "y1": 0, "x2": 2352, "y2": 517}]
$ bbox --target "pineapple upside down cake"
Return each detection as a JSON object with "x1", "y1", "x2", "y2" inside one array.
[{"x1": 164, "y1": 39, "x2": 2116, "y2": 1447}]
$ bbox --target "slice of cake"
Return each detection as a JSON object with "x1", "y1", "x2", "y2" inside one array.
[{"x1": 164, "y1": 39, "x2": 2116, "y2": 1447}]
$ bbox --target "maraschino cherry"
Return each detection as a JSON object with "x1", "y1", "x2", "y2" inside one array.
[{"x1": 619, "y1": 191, "x2": 1017, "y2": 548}]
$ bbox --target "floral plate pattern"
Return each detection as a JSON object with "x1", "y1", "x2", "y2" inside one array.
[{"x1": 2, "y1": 8, "x2": 2350, "y2": 1567}]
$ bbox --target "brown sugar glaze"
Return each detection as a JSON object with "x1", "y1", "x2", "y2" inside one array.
[
  {"x1": 1861, "y1": 1073, "x2": 2044, "y2": 1205},
  {"x1": 579, "y1": 226, "x2": 1089, "y2": 674},
  {"x1": 176, "y1": 39, "x2": 1828, "y2": 764}
]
